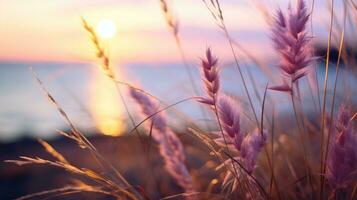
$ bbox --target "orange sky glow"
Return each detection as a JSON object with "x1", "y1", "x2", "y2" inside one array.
[{"x1": 0, "y1": 0, "x2": 272, "y2": 64}]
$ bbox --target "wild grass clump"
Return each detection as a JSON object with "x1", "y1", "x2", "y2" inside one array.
[{"x1": 5, "y1": 0, "x2": 357, "y2": 199}]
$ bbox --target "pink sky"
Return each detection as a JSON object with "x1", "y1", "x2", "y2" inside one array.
[
  {"x1": 0, "y1": 0, "x2": 333, "y2": 64},
  {"x1": 0, "y1": 0, "x2": 275, "y2": 63}
]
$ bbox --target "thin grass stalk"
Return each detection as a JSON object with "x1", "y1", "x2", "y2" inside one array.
[
  {"x1": 127, "y1": 97, "x2": 197, "y2": 135},
  {"x1": 188, "y1": 127, "x2": 245, "y2": 197},
  {"x1": 230, "y1": 38, "x2": 277, "y2": 132},
  {"x1": 144, "y1": 119, "x2": 164, "y2": 197},
  {"x1": 160, "y1": 192, "x2": 224, "y2": 200},
  {"x1": 260, "y1": 84, "x2": 282, "y2": 200},
  {"x1": 245, "y1": 175, "x2": 259, "y2": 200},
  {"x1": 115, "y1": 79, "x2": 203, "y2": 134},
  {"x1": 159, "y1": 0, "x2": 210, "y2": 130},
  {"x1": 222, "y1": 25, "x2": 260, "y2": 128},
  {"x1": 7, "y1": 156, "x2": 138, "y2": 200},
  {"x1": 31, "y1": 69, "x2": 94, "y2": 150},
  {"x1": 188, "y1": 127, "x2": 228, "y2": 171},
  {"x1": 110, "y1": 52, "x2": 147, "y2": 151},
  {"x1": 130, "y1": 89, "x2": 194, "y2": 197},
  {"x1": 107, "y1": 36, "x2": 145, "y2": 149},
  {"x1": 209, "y1": 93, "x2": 241, "y2": 186},
  {"x1": 197, "y1": 48, "x2": 242, "y2": 184},
  {"x1": 269, "y1": 107, "x2": 275, "y2": 199},
  {"x1": 322, "y1": 0, "x2": 347, "y2": 192},
  {"x1": 212, "y1": 101, "x2": 241, "y2": 184},
  {"x1": 175, "y1": 40, "x2": 211, "y2": 130},
  {"x1": 223, "y1": 152, "x2": 267, "y2": 199},
  {"x1": 307, "y1": 81, "x2": 320, "y2": 114},
  {"x1": 246, "y1": 66, "x2": 262, "y2": 104},
  {"x1": 311, "y1": 0, "x2": 322, "y2": 114},
  {"x1": 230, "y1": 38, "x2": 274, "y2": 84},
  {"x1": 291, "y1": 83, "x2": 314, "y2": 197},
  {"x1": 221, "y1": 34, "x2": 265, "y2": 108},
  {"x1": 202, "y1": 0, "x2": 259, "y2": 127},
  {"x1": 319, "y1": 0, "x2": 335, "y2": 198},
  {"x1": 81, "y1": 18, "x2": 145, "y2": 148},
  {"x1": 30, "y1": 68, "x2": 142, "y2": 198},
  {"x1": 175, "y1": 38, "x2": 199, "y2": 98},
  {"x1": 351, "y1": 183, "x2": 357, "y2": 200},
  {"x1": 14, "y1": 185, "x2": 116, "y2": 200},
  {"x1": 315, "y1": 65, "x2": 322, "y2": 114}
]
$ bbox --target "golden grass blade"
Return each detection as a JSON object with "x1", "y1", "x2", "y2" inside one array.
[{"x1": 38, "y1": 139, "x2": 69, "y2": 164}]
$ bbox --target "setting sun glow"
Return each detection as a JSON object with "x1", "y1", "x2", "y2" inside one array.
[
  {"x1": 95, "y1": 19, "x2": 117, "y2": 39},
  {"x1": 91, "y1": 67, "x2": 125, "y2": 136}
]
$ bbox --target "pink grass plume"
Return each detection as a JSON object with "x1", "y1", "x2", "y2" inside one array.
[
  {"x1": 326, "y1": 105, "x2": 357, "y2": 191},
  {"x1": 270, "y1": 0, "x2": 314, "y2": 92},
  {"x1": 197, "y1": 48, "x2": 220, "y2": 107},
  {"x1": 129, "y1": 88, "x2": 195, "y2": 198}
]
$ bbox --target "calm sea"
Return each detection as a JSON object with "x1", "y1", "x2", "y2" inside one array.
[{"x1": 0, "y1": 61, "x2": 353, "y2": 141}]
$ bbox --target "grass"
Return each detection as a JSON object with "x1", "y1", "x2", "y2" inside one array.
[{"x1": 4, "y1": 0, "x2": 357, "y2": 199}]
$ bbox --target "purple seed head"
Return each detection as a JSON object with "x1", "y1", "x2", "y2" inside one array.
[
  {"x1": 270, "y1": 0, "x2": 314, "y2": 92},
  {"x1": 217, "y1": 95, "x2": 243, "y2": 150},
  {"x1": 129, "y1": 88, "x2": 194, "y2": 195},
  {"x1": 197, "y1": 48, "x2": 220, "y2": 106},
  {"x1": 326, "y1": 105, "x2": 357, "y2": 189},
  {"x1": 240, "y1": 128, "x2": 267, "y2": 174},
  {"x1": 129, "y1": 87, "x2": 167, "y2": 133}
]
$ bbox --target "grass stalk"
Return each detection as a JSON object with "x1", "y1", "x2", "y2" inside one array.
[
  {"x1": 319, "y1": 0, "x2": 334, "y2": 198},
  {"x1": 291, "y1": 83, "x2": 314, "y2": 198},
  {"x1": 322, "y1": 0, "x2": 347, "y2": 193}
]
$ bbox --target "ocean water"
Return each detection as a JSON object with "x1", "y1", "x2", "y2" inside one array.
[
  {"x1": 0, "y1": 61, "x2": 214, "y2": 141},
  {"x1": 0, "y1": 61, "x2": 355, "y2": 141}
]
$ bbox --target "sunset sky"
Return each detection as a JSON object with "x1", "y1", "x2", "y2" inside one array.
[
  {"x1": 0, "y1": 0, "x2": 347, "y2": 140},
  {"x1": 0, "y1": 0, "x2": 337, "y2": 64}
]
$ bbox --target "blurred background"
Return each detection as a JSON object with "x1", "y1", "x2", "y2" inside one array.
[{"x1": 0, "y1": 0, "x2": 356, "y2": 199}]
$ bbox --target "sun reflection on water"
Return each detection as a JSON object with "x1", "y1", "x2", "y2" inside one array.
[{"x1": 90, "y1": 66, "x2": 125, "y2": 136}]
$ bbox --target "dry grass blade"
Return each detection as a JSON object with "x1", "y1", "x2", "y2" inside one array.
[
  {"x1": 5, "y1": 156, "x2": 138, "y2": 200},
  {"x1": 30, "y1": 67, "x2": 94, "y2": 150},
  {"x1": 160, "y1": 191, "x2": 220, "y2": 200},
  {"x1": 82, "y1": 17, "x2": 147, "y2": 155},
  {"x1": 350, "y1": 112, "x2": 357, "y2": 122},
  {"x1": 115, "y1": 80, "x2": 162, "y2": 102},
  {"x1": 322, "y1": 0, "x2": 348, "y2": 194},
  {"x1": 159, "y1": 0, "x2": 210, "y2": 131},
  {"x1": 189, "y1": 128, "x2": 225, "y2": 164},
  {"x1": 29, "y1": 67, "x2": 138, "y2": 195},
  {"x1": 223, "y1": 152, "x2": 267, "y2": 199},
  {"x1": 38, "y1": 139, "x2": 69, "y2": 164},
  {"x1": 127, "y1": 97, "x2": 197, "y2": 135},
  {"x1": 14, "y1": 182, "x2": 116, "y2": 200},
  {"x1": 159, "y1": 0, "x2": 178, "y2": 37},
  {"x1": 202, "y1": 0, "x2": 259, "y2": 128},
  {"x1": 81, "y1": 17, "x2": 112, "y2": 77},
  {"x1": 320, "y1": 0, "x2": 335, "y2": 198},
  {"x1": 261, "y1": 83, "x2": 282, "y2": 200}
]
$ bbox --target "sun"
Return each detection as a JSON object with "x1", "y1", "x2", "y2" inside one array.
[{"x1": 95, "y1": 19, "x2": 117, "y2": 39}]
